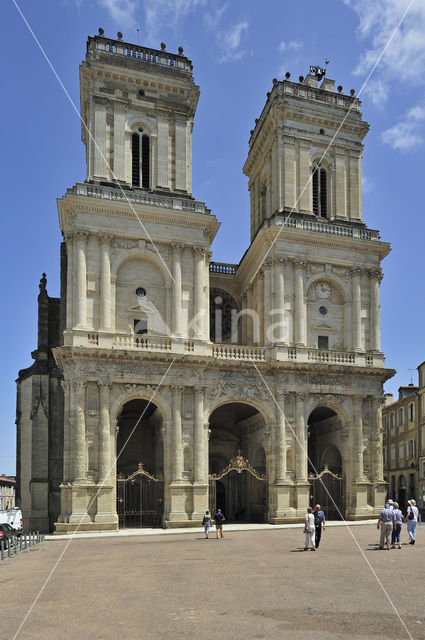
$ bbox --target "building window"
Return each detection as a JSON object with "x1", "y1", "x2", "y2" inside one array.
[
  {"x1": 312, "y1": 164, "x2": 327, "y2": 217},
  {"x1": 399, "y1": 443, "x2": 404, "y2": 464},
  {"x1": 408, "y1": 439, "x2": 416, "y2": 459},
  {"x1": 131, "y1": 132, "x2": 150, "y2": 189},
  {"x1": 318, "y1": 335, "x2": 329, "y2": 349},
  {"x1": 134, "y1": 318, "x2": 147, "y2": 335},
  {"x1": 409, "y1": 403, "x2": 415, "y2": 422}
]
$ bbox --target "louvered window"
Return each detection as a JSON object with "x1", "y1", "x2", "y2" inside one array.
[
  {"x1": 312, "y1": 165, "x2": 327, "y2": 217},
  {"x1": 131, "y1": 132, "x2": 150, "y2": 189}
]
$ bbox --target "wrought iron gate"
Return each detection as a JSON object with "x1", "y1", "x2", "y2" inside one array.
[
  {"x1": 209, "y1": 451, "x2": 268, "y2": 523},
  {"x1": 309, "y1": 466, "x2": 344, "y2": 521},
  {"x1": 117, "y1": 462, "x2": 164, "y2": 528}
]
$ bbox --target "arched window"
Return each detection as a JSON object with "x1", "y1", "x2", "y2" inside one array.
[
  {"x1": 312, "y1": 164, "x2": 327, "y2": 217},
  {"x1": 131, "y1": 131, "x2": 150, "y2": 189}
]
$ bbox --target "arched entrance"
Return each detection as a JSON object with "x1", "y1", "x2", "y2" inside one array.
[
  {"x1": 398, "y1": 475, "x2": 407, "y2": 512},
  {"x1": 208, "y1": 402, "x2": 267, "y2": 523},
  {"x1": 116, "y1": 399, "x2": 164, "y2": 528},
  {"x1": 308, "y1": 406, "x2": 344, "y2": 520}
]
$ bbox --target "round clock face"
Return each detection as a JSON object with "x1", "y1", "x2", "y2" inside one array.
[{"x1": 316, "y1": 282, "x2": 331, "y2": 299}]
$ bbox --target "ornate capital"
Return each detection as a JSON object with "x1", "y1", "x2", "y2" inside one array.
[
  {"x1": 75, "y1": 230, "x2": 89, "y2": 243},
  {"x1": 273, "y1": 257, "x2": 287, "y2": 266},
  {"x1": 61, "y1": 380, "x2": 70, "y2": 393},
  {"x1": 351, "y1": 266, "x2": 363, "y2": 276},
  {"x1": 99, "y1": 232, "x2": 113, "y2": 246},
  {"x1": 192, "y1": 246, "x2": 206, "y2": 258},
  {"x1": 194, "y1": 385, "x2": 206, "y2": 395},
  {"x1": 294, "y1": 259, "x2": 307, "y2": 270},
  {"x1": 98, "y1": 380, "x2": 112, "y2": 392},
  {"x1": 369, "y1": 268, "x2": 383, "y2": 282},
  {"x1": 171, "y1": 385, "x2": 184, "y2": 393},
  {"x1": 72, "y1": 380, "x2": 87, "y2": 393},
  {"x1": 171, "y1": 243, "x2": 184, "y2": 252},
  {"x1": 295, "y1": 391, "x2": 307, "y2": 402}
]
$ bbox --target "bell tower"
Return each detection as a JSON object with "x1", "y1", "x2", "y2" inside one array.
[
  {"x1": 80, "y1": 31, "x2": 200, "y2": 194},
  {"x1": 244, "y1": 70, "x2": 368, "y2": 241}
]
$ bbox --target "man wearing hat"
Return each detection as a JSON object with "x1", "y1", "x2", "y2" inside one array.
[
  {"x1": 377, "y1": 503, "x2": 396, "y2": 550},
  {"x1": 406, "y1": 499, "x2": 420, "y2": 545}
]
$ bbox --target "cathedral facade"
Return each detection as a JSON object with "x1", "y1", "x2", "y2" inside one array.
[{"x1": 16, "y1": 32, "x2": 393, "y2": 533}]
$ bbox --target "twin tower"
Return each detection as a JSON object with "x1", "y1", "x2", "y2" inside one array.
[{"x1": 16, "y1": 32, "x2": 393, "y2": 533}]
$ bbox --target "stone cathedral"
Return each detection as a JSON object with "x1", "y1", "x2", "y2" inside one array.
[{"x1": 16, "y1": 32, "x2": 394, "y2": 533}]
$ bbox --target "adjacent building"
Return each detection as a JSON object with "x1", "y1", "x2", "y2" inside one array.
[
  {"x1": 16, "y1": 31, "x2": 393, "y2": 533},
  {"x1": 0, "y1": 474, "x2": 16, "y2": 510},
  {"x1": 384, "y1": 363, "x2": 425, "y2": 513}
]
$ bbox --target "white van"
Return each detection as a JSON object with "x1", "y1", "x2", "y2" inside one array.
[{"x1": 0, "y1": 508, "x2": 23, "y2": 534}]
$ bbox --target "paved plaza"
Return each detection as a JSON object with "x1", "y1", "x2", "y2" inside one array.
[{"x1": 3, "y1": 523, "x2": 425, "y2": 640}]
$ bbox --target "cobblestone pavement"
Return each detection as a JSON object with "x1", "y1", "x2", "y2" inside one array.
[{"x1": 3, "y1": 524, "x2": 425, "y2": 640}]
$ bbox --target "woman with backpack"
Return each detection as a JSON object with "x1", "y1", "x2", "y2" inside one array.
[
  {"x1": 202, "y1": 510, "x2": 211, "y2": 538},
  {"x1": 405, "y1": 499, "x2": 420, "y2": 545}
]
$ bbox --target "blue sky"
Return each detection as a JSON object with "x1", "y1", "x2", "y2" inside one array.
[{"x1": 1, "y1": 0, "x2": 424, "y2": 474}]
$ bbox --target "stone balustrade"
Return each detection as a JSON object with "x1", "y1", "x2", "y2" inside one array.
[
  {"x1": 68, "y1": 183, "x2": 208, "y2": 214},
  {"x1": 209, "y1": 262, "x2": 238, "y2": 275},
  {"x1": 273, "y1": 212, "x2": 379, "y2": 240},
  {"x1": 65, "y1": 330, "x2": 385, "y2": 367},
  {"x1": 211, "y1": 344, "x2": 267, "y2": 361},
  {"x1": 88, "y1": 36, "x2": 193, "y2": 73}
]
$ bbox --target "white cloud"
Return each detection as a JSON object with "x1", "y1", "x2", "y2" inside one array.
[
  {"x1": 217, "y1": 20, "x2": 249, "y2": 63},
  {"x1": 145, "y1": 0, "x2": 206, "y2": 42},
  {"x1": 344, "y1": 0, "x2": 425, "y2": 105},
  {"x1": 277, "y1": 40, "x2": 302, "y2": 53},
  {"x1": 98, "y1": 0, "x2": 137, "y2": 29},
  {"x1": 381, "y1": 104, "x2": 425, "y2": 151},
  {"x1": 204, "y1": 2, "x2": 228, "y2": 30}
]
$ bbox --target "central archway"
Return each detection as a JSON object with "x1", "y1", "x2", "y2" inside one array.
[
  {"x1": 308, "y1": 406, "x2": 344, "y2": 520},
  {"x1": 116, "y1": 399, "x2": 164, "y2": 528},
  {"x1": 208, "y1": 402, "x2": 267, "y2": 523}
]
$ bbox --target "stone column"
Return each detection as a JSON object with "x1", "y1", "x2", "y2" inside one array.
[
  {"x1": 275, "y1": 393, "x2": 287, "y2": 481},
  {"x1": 93, "y1": 96, "x2": 108, "y2": 179},
  {"x1": 283, "y1": 137, "x2": 296, "y2": 209},
  {"x1": 171, "y1": 386, "x2": 184, "y2": 482},
  {"x1": 99, "y1": 233, "x2": 112, "y2": 331},
  {"x1": 193, "y1": 387, "x2": 206, "y2": 483},
  {"x1": 75, "y1": 231, "x2": 88, "y2": 328},
  {"x1": 263, "y1": 260, "x2": 272, "y2": 345},
  {"x1": 274, "y1": 257, "x2": 286, "y2": 344},
  {"x1": 98, "y1": 381, "x2": 112, "y2": 484},
  {"x1": 294, "y1": 260, "x2": 307, "y2": 346},
  {"x1": 352, "y1": 267, "x2": 363, "y2": 351},
  {"x1": 371, "y1": 396, "x2": 384, "y2": 482},
  {"x1": 172, "y1": 244, "x2": 183, "y2": 337},
  {"x1": 61, "y1": 380, "x2": 71, "y2": 483},
  {"x1": 113, "y1": 100, "x2": 127, "y2": 182},
  {"x1": 246, "y1": 285, "x2": 254, "y2": 345},
  {"x1": 65, "y1": 234, "x2": 74, "y2": 331},
  {"x1": 73, "y1": 381, "x2": 87, "y2": 483},
  {"x1": 298, "y1": 140, "x2": 310, "y2": 212},
  {"x1": 175, "y1": 116, "x2": 187, "y2": 192},
  {"x1": 369, "y1": 269, "x2": 382, "y2": 352},
  {"x1": 295, "y1": 392, "x2": 307, "y2": 481},
  {"x1": 353, "y1": 395, "x2": 364, "y2": 481},
  {"x1": 156, "y1": 110, "x2": 169, "y2": 189},
  {"x1": 193, "y1": 247, "x2": 205, "y2": 339}
]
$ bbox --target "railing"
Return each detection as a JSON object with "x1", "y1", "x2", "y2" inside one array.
[
  {"x1": 273, "y1": 213, "x2": 380, "y2": 240},
  {"x1": 69, "y1": 183, "x2": 208, "y2": 214},
  {"x1": 209, "y1": 262, "x2": 238, "y2": 275},
  {"x1": 0, "y1": 531, "x2": 44, "y2": 562},
  {"x1": 89, "y1": 36, "x2": 193, "y2": 73},
  {"x1": 212, "y1": 344, "x2": 266, "y2": 361},
  {"x1": 112, "y1": 335, "x2": 172, "y2": 351},
  {"x1": 307, "y1": 349, "x2": 356, "y2": 364}
]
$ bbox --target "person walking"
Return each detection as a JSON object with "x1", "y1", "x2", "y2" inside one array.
[
  {"x1": 304, "y1": 507, "x2": 316, "y2": 551},
  {"x1": 406, "y1": 499, "x2": 420, "y2": 545},
  {"x1": 313, "y1": 504, "x2": 326, "y2": 549},
  {"x1": 391, "y1": 502, "x2": 402, "y2": 549},
  {"x1": 377, "y1": 503, "x2": 395, "y2": 550},
  {"x1": 214, "y1": 508, "x2": 225, "y2": 539},
  {"x1": 202, "y1": 510, "x2": 211, "y2": 538}
]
